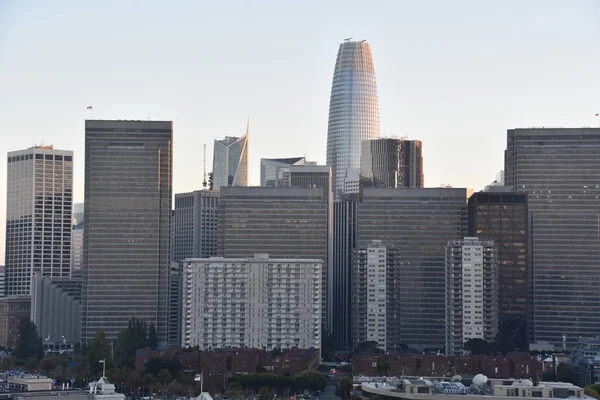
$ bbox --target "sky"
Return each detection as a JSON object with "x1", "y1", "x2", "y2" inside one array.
[{"x1": 0, "y1": 0, "x2": 599, "y2": 263}]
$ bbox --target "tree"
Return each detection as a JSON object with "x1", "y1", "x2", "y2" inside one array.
[
  {"x1": 258, "y1": 387, "x2": 273, "y2": 400},
  {"x1": 542, "y1": 371, "x2": 557, "y2": 382},
  {"x1": 292, "y1": 370, "x2": 327, "y2": 392},
  {"x1": 148, "y1": 323, "x2": 158, "y2": 350},
  {"x1": 88, "y1": 330, "x2": 113, "y2": 376},
  {"x1": 556, "y1": 363, "x2": 575, "y2": 384},
  {"x1": 355, "y1": 341, "x2": 383, "y2": 354},
  {"x1": 15, "y1": 319, "x2": 43, "y2": 360},
  {"x1": 157, "y1": 369, "x2": 173, "y2": 385},
  {"x1": 226, "y1": 382, "x2": 243, "y2": 398},
  {"x1": 336, "y1": 378, "x2": 352, "y2": 399},
  {"x1": 464, "y1": 338, "x2": 494, "y2": 356}
]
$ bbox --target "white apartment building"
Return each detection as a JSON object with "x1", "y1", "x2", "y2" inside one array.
[
  {"x1": 365, "y1": 242, "x2": 387, "y2": 350},
  {"x1": 182, "y1": 254, "x2": 322, "y2": 351},
  {"x1": 445, "y1": 237, "x2": 498, "y2": 355}
]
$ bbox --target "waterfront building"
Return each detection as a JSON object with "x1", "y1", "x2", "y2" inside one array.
[
  {"x1": 445, "y1": 237, "x2": 499, "y2": 356},
  {"x1": 181, "y1": 254, "x2": 322, "y2": 350},
  {"x1": 5, "y1": 146, "x2": 73, "y2": 296},
  {"x1": 326, "y1": 39, "x2": 380, "y2": 199},
  {"x1": 360, "y1": 138, "x2": 424, "y2": 188},
  {"x1": 504, "y1": 127, "x2": 600, "y2": 347},
  {"x1": 468, "y1": 190, "x2": 528, "y2": 350},
  {"x1": 82, "y1": 120, "x2": 172, "y2": 344},
  {"x1": 212, "y1": 123, "x2": 249, "y2": 190}
]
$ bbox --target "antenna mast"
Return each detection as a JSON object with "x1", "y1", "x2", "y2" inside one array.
[{"x1": 202, "y1": 144, "x2": 208, "y2": 189}]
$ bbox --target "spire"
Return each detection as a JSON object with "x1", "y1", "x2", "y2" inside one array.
[{"x1": 245, "y1": 118, "x2": 250, "y2": 137}]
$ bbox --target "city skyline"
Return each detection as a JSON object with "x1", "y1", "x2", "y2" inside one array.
[{"x1": 1, "y1": 0, "x2": 599, "y2": 264}]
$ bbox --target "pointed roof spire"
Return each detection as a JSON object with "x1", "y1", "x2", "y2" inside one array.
[{"x1": 245, "y1": 118, "x2": 250, "y2": 137}]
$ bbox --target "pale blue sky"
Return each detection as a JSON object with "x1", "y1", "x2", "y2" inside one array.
[{"x1": 1, "y1": 0, "x2": 599, "y2": 262}]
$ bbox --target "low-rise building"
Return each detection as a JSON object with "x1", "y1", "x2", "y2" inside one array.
[
  {"x1": 0, "y1": 296, "x2": 31, "y2": 348},
  {"x1": 571, "y1": 336, "x2": 600, "y2": 386},
  {"x1": 8, "y1": 375, "x2": 53, "y2": 391},
  {"x1": 182, "y1": 254, "x2": 322, "y2": 351}
]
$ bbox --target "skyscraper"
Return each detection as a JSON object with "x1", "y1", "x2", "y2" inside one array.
[
  {"x1": 357, "y1": 188, "x2": 467, "y2": 350},
  {"x1": 326, "y1": 39, "x2": 380, "y2": 199},
  {"x1": 445, "y1": 237, "x2": 498, "y2": 356},
  {"x1": 212, "y1": 122, "x2": 249, "y2": 190},
  {"x1": 5, "y1": 146, "x2": 73, "y2": 296},
  {"x1": 360, "y1": 138, "x2": 424, "y2": 188},
  {"x1": 505, "y1": 127, "x2": 600, "y2": 347},
  {"x1": 468, "y1": 190, "x2": 528, "y2": 350},
  {"x1": 82, "y1": 120, "x2": 172, "y2": 344},
  {"x1": 260, "y1": 157, "x2": 309, "y2": 187}
]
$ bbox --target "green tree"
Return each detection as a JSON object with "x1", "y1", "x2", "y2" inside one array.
[
  {"x1": 157, "y1": 369, "x2": 173, "y2": 385},
  {"x1": 464, "y1": 338, "x2": 494, "y2": 355},
  {"x1": 542, "y1": 371, "x2": 557, "y2": 382},
  {"x1": 292, "y1": 370, "x2": 327, "y2": 392},
  {"x1": 148, "y1": 323, "x2": 158, "y2": 350},
  {"x1": 258, "y1": 387, "x2": 273, "y2": 400},
  {"x1": 88, "y1": 330, "x2": 113, "y2": 376},
  {"x1": 556, "y1": 363, "x2": 575, "y2": 384},
  {"x1": 226, "y1": 382, "x2": 243, "y2": 398},
  {"x1": 337, "y1": 378, "x2": 352, "y2": 399},
  {"x1": 355, "y1": 341, "x2": 383, "y2": 354},
  {"x1": 15, "y1": 319, "x2": 43, "y2": 360}
]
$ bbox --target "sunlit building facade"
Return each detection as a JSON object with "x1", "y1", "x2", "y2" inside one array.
[
  {"x1": 326, "y1": 39, "x2": 380, "y2": 199},
  {"x1": 5, "y1": 146, "x2": 73, "y2": 296},
  {"x1": 360, "y1": 138, "x2": 424, "y2": 188},
  {"x1": 212, "y1": 122, "x2": 249, "y2": 190},
  {"x1": 505, "y1": 127, "x2": 600, "y2": 348}
]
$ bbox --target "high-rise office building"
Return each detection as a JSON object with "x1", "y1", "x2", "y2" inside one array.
[
  {"x1": 356, "y1": 188, "x2": 467, "y2": 350},
  {"x1": 260, "y1": 157, "x2": 309, "y2": 187},
  {"x1": 72, "y1": 203, "x2": 84, "y2": 225},
  {"x1": 5, "y1": 146, "x2": 73, "y2": 296},
  {"x1": 181, "y1": 254, "x2": 322, "y2": 350},
  {"x1": 0, "y1": 266, "x2": 4, "y2": 298},
  {"x1": 173, "y1": 190, "x2": 219, "y2": 263},
  {"x1": 217, "y1": 187, "x2": 328, "y2": 261},
  {"x1": 360, "y1": 138, "x2": 424, "y2": 188},
  {"x1": 170, "y1": 189, "x2": 219, "y2": 348},
  {"x1": 326, "y1": 39, "x2": 380, "y2": 199},
  {"x1": 504, "y1": 127, "x2": 600, "y2": 347},
  {"x1": 212, "y1": 122, "x2": 249, "y2": 190},
  {"x1": 71, "y1": 223, "x2": 84, "y2": 271},
  {"x1": 468, "y1": 190, "x2": 528, "y2": 350},
  {"x1": 445, "y1": 237, "x2": 498, "y2": 356},
  {"x1": 331, "y1": 197, "x2": 358, "y2": 350},
  {"x1": 82, "y1": 120, "x2": 172, "y2": 344}
]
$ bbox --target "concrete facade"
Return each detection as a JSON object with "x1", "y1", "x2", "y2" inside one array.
[
  {"x1": 182, "y1": 254, "x2": 322, "y2": 351},
  {"x1": 0, "y1": 296, "x2": 31, "y2": 348}
]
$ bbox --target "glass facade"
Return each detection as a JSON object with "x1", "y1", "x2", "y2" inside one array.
[
  {"x1": 468, "y1": 191, "x2": 528, "y2": 350},
  {"x1": 327, "y1": 40, "x2": 380, "y2": 199},
  {"x1": 260, "y1": 157, "x2": 307, "y2": 187},
  {"x1": 505, "y1": 128, "x2": 600, "y2": 347},
  {"x1": 82, "y1": 120, "x2": 172, "y2": 344},
  {"x1": 5, "y1": 147, "x2": 73, "y2": 296},
  {"x1": 212, "y1": 124, "x2": 249, "y2": 190},
  {"x1": 360, "y1": 138, "x2": 424, "y2": 188},
  {"x1": 357, "y1": 188, "x2": 467, "y2": 350}
]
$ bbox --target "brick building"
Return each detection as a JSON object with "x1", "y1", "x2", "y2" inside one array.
[
  {"x1": 353, "y1": 353, "x2": 541, "y2": 379},
  {"x1": 0, "y1": 296, "x2": 31, "y2": 348},
  {"x1": 136, "y1": 347, "x2": 320, "y2": 390}
]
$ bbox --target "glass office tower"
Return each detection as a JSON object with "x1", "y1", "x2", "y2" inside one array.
[
  {"x1": 505, "y1": 127, "x2": 600, "y2": 348},
  {"x1": 212, "y1": 121, "x2": 249, "y2": 190},
  {"x1": 82, "y1": 120, "x2": 172, "y2": 344},
  {"x1": 326, "y1": 39, "x2": 380, "y2": 199}
]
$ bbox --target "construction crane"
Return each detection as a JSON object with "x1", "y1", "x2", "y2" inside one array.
[{"x1": 202, "y1": 144, "x2": 208, "y2": 189}]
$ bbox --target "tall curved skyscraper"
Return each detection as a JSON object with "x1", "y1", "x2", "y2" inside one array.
[{"x1": 326, "y1": 39, "x2": 380, "y2": 199}]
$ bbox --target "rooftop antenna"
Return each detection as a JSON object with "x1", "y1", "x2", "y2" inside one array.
[{"x1": 202, "y1": 144, "x2": 208, "y2": 189}]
